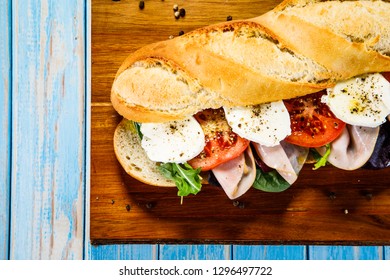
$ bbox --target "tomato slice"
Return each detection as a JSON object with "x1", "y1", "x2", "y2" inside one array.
[
  {"x1": 283, "y1": 90, "x2": 346, "y2": 148},
  {"x1": 382, "y1": 72, "x2": 390, "y2": 82},
  {"x1": 188, "y1": 108, "x2": 250, "y2": 171}
]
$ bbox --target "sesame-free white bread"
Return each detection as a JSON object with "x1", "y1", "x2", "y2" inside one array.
[{"x1": 111, "y1": 0, "x2": 390, "y2": 123}]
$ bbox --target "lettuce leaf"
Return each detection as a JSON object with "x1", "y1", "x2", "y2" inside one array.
[
  {"x1": 126, "y1": 120, "x2": 143, "y2": 139},
  {"x1": 311, "y1": 144, "x2": 331, "y2": 170},
  {"x1": 158, "y1": 162, "x2": 202, "y2": 199},
  {"x1": 252, "y1": 168, "x2": 291, "y2": 192}
]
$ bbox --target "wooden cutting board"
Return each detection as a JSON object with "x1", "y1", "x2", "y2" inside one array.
[{"x1": 90, "y1": 0, "x2": 390, "y2": 245}]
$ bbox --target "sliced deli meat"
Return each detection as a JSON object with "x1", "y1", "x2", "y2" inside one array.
[
  {"x1": 252, "y1": 141, "x2": 309, "y2": 185},
  {"x1": 212, "y1": 147, "x2": 256, "y2": 200},
  {"x1": 316, "y1": 125, "x2": 380, "y2": 170}
]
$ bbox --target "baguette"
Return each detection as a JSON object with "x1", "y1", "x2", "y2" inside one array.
[{"x1": 111, "y1": 0, "x2": 390, "y2": 123}]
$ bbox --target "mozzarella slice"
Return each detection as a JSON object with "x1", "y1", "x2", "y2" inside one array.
[
  {"x1": 140, "y1": 117, "x2": 205, "y2": 163},
  {"x1": 223, "y1": 101, "x2": 291, "y2": 147},
  {"x1": 323, "y1": 73, "x2": 390, "y2": 127}
]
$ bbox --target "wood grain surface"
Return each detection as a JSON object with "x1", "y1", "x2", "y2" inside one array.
[{"x1": 90, "y1": 0, "x2": 390, "y2": 245}]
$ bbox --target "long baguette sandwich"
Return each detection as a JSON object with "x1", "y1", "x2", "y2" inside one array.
[{"x1": 111, "y1": 0, "x2": 390, "y2": 200}]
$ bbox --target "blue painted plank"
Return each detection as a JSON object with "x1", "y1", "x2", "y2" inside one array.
[
  {"x1": 233, "y1": 245, "x2": 306, "y2": 260},
  {"x1": 88, "y1": 244, "x2": 157, "y2": 260},
  {"x1": 308, "y1": 246, "x2": 383, "y2": 260},
  {"x1": 9, "y1": 0, "x2": 86, "y2": 259},
  {"x1": 159, "y1": 245, "x2": 230, "y2": 260},
  {"x1": 0, "y1": 0, "x2": 11, "y2": 261},
  {"x1": 384, "y1": 247, "x2": 390, "y2": 260}
]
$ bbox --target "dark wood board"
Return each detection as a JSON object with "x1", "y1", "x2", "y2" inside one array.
[{"x1": 90, "y1": 0, "x2": 390, "y2": 245}]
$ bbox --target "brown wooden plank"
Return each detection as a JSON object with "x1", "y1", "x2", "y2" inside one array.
[{"x1": 90, "y1": 0, "x2": 390, "y2": 245}]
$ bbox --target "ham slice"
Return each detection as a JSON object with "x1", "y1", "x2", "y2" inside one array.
[
  {"x1": 252, "y1": 141, "x2": 309, "y2": 185},
  {"x1": 316, "y1": 125, "x2": 379, "y2": 170},
  {"x1": 212, "y1": 147, "x2": 256, "y2": 199}
]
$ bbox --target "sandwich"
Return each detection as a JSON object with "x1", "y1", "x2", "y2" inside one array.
[{"x1": 111, "y1": 0, "x2": 390, "y2": 200}]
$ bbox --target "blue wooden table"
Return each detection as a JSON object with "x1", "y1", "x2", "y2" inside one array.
[{"x1": 1, "y1": 0, "x2": 389, "y2": 260}]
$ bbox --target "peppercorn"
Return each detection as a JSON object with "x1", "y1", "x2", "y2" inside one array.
[
  {"x1": 174, "y1": 11, "x2": 180, "y2": 19},
  {"x1": 227, "y1": 15, "x2": 233, "y2": 21},
  {"x1": 178, "y1": 30, "x2": 184, "y2": 36},
  {"x1": 328, "y1": 192, "x2": 336, "y2": 200},
  {"x1": 179, "y1": 8, "x2": 186, "y2": 17},
  {"x1": 173, "y1": 4, "x2": 179, "y2": 11},
  {"x1": 145, "y1": 202, "x2": 154, "y2": 209},
  {"x1": 139, "y1": 0, "x2": 145, "y2": 10}
]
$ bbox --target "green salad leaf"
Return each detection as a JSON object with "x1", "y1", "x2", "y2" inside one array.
[
  {"x1": 252, "y1": 168, "x2": 291, "y2": 193},
  {"x1": 133, "y1": 122, "x2": 143, "y2": 139},
  {"x1": 311, "y1": 144, "x2": 331, "y2": 170},
  {"x1": 126, "y1": 120, "x2": 143, "y2": 139},
  {"x1": 158, "y1": 162, "x2": 202, "y2": 199}
]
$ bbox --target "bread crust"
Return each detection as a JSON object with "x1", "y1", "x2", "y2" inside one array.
[
  {"x1": 111, "y1": 0, "x2": 390, "y2": 123},
  {"x1": 257, "y1": 0, "x2": 390, "y2": 78}
]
